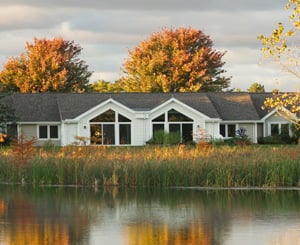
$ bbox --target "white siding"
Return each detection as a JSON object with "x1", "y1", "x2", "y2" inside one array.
[
  {"x1": 238, "y1": 123, "x2": 254, "y2": 141},
  {"x1": 205, "y1": 122, "x2": 220, "y2": 139},
  {"x1": 20, "y1": 125, "x2": 37, "y2": 140},
  {"x1": 62, "y1": 98, "x2": 219, "y2": 146},
  {"x1": 63, "y1": 123, "x2": 78, "y2": 145},
  {"x1": 133, "y1": 118, "x2": 148, "y2": 145}
]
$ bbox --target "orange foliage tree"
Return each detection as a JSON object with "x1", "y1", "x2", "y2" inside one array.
[
  {"x1": 119, "y1": 27, "x2": 230, "y2": 92},
  {"x1": 0, "y1": 37, "x2": 92, "y2": 93}
]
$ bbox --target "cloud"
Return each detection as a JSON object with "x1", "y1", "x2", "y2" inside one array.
[
  {"x1": 0, "y1": 0, "x2": 285, "y2": 11},
  {"x1": 0, "y1": 0, "x2": 297, "y2": 92},
  {"x1": 0, "y1": 5, "x2": 65, "y2": 30}
]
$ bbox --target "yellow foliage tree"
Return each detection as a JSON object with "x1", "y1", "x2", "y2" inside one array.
[
  {"x1": 258, "y1": 0, "x2": 300, "y2": 126},
  {"x1": 89, "y1": 80, "x2": 124, "y2": 92}
]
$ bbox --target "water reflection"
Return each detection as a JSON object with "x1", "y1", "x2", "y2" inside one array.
[{"x1": 0, "y1": 186, "x2": 300, "y2": 244}]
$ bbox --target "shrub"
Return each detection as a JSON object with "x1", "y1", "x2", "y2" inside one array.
[
  {"x1": 147, "y1": 130, "x2": 182, "y2": 145},
  {"x1": 291, "y1": 124, "x2": 300, "y2": 144},
  {"x1": 223, "y1": 137, "x2": 251, "y2": 146},
  {"x1": 258, "y1": 134, "x2": 293, "y2": 144},
  {"x1": 11, "y1": 135, "x2": 36, "y2": 166}
]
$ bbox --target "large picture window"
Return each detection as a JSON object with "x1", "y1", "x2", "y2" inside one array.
[
  {"x1": 152, "y1": 109, "x2": 193, "y2": 143},
  {"x1": 90, "y1": 110, "x2": 131, "y2": 145}
]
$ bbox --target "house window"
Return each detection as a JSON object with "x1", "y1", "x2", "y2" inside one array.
[
  {"x1": 90, "y1": 110, "x2": 131, "y2": 145},
  {"x1": 182, "y1": 124, "x2": 193, "y2": 142},
  {"x1": 153, "y1": 114, "x2": 165, "y2": 122},
  {"x1": 228, "y1": 124, "x2": 236, "y2": 137},
  {"x1": 271, "y1": 124, "x2": 279, "y2": 136},
  {"x1": 219, "y1": 124, "x2": 236, "y2": 138},
  {"x1": 281, "y1": 124, "x2": 289, "y2": 135},
  {"x1": 153, "y1": 124, "x2": 164, "y2": 134},
  {"x1": 152, "y1": 114, "x2": 165, "y2": 135},
  {"x1": 39, "y1": 126, "x2": 48, "y2": 139},
  {"x1": 50, "y1": 126, "x2": 58, "y2": 138},
  {"x1": 220, "y1": 124, "x2": 225, "y2": 137},
  {"x1": 270, "y1": 123, "x2": 289, "y2": 136},
  {"x1": 151, "y1": 109, "x2": 193, "y2": 143},
  {"x1": 38, "y1": 125, "x2": 59, "y2": 139},
  {"x1": 119, "y1": 124, "x2": 131, "y2": 144},
  {"x1": 168, "y1": 109, "x2": 193, "y2": 122}
]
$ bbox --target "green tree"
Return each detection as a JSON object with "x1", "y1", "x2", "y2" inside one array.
[
  {"x1": 119, "y1": 27, "x2": 230, "y2": 92},
  {"x1": 0, "y1": 102, "x2": 16, "y2": 130},
  {"x1": 258, "y1": 0, "x2": 300, "y2": 126},
  {"x1": 89, "y1": 80, "x2": 124, "y2": 92},
  {"x1": 247, "y1": 82, "x2": 265, "y2": 93},
  {"x1": 0, "y1": 37, "x2": 92, "y2": 93},
  {"x1": 0, "y1": 95, "x2": 17, "y2": 143}
]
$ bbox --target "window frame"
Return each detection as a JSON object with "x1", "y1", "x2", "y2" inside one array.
[
  {"x1": 151, "y1": 109, "x2": 194, "y2": 143},
  {"x1": 89, "y1": 110, "x2": 132, "y2": 145},
  {"x1": 269, "y1": 122, "x2": 290, "y2": 136},
  {"x1": 38, "y1": 125, "x2": 59, "y2": 140},
  {"x1": 219, "y1": 124, "x2": 236, "y2": 138}
]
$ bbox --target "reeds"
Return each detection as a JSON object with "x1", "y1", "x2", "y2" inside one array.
[{"x1": 0, "y1": 144, "x2": 299, "y2": 188}]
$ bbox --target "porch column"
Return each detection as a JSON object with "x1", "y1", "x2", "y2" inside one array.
[{"x1": 253, "y1": 123, "x2": 257, "y2": 143}]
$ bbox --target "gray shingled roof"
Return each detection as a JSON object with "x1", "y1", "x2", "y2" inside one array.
[
  {"x1": 3, "y1": 93, "x2": 61, "y2": 122},
  {"x1": 207, "y1": 92, "x2": 261, "y2": 120},
  {"x1": 249, "y1": 93, "x2": 272, "y2": 119},
  {"x1": 0, "y1": 92, "x2": 271, "y2": 122}
]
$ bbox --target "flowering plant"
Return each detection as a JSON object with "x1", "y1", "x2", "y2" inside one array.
[{"x1": 236, "y1": 128, "x2": 248, "y2": 139}]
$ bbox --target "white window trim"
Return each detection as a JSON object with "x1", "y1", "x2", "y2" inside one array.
[
  {"x1": 151, "y1": 111, "x2": 194, "y2": 140},
  {"x1": 89, "y1": 111, "x2": 132, "y2": 146},
  {"x1": 220, "y1": 123, "x2": 237, "y2": 138},
  {"x1": 268, "y1": 122, "x2": 290, "y2": 136}
]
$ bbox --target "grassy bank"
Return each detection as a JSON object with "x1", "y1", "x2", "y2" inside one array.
[{"x1": 0, "y1": 144, "x2": 299, "y2": 188}]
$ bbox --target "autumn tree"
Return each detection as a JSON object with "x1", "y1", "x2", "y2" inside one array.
[
  {"x1": 247, "y1": 82, "x2": 265, "y2": 93},
  {"x1": 89, "y1": 80, "x2": 124, "y2": 92},
  {"x1": 119, "y1": 27, "x2": 230, "y2": 92},
  {"x1": 0, "y1": 37, "x2": 92, "y2": 93},
  {"x1": 258, "y1": 0, "x2": 300, "y2": 126}
]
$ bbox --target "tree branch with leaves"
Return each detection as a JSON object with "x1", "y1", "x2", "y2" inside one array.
[{"x1": 258, "y1": 0, "x2": 300, "y2": 126}]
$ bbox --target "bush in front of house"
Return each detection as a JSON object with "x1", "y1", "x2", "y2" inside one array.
[
  {"x1": 222, "y1": 137, "x2": 251, "y2": 146},
  {"x1": 147, "y1": 130, "x2": 182, "y2": 145},
  {"x1": 258, "y1": 134, "x2": 294, "y2": 144}
]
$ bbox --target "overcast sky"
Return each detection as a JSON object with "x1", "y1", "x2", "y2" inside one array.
[{"x1": 0, "y1": 0, "x2": 298, "y2": 91}]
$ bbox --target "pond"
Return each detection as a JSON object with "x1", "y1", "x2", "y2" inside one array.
[{"x1": 0, "y1": 185, "x2": 300, "y2": 244}]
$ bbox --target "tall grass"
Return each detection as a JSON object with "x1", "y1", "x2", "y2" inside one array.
[{"x1": 0, "y1": 144, "x2": 299, "y2": 188}]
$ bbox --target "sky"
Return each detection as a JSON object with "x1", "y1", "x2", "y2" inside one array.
[{"x1": 0, "y1": 0, "x2": 299, "y2": 92}]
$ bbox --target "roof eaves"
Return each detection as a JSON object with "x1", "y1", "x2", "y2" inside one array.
[{"x1": 73, "y1": 97, "x2": 135, "y2": 121}]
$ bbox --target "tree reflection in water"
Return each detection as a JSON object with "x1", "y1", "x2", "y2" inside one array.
[
  {"x1": 0, "y1": 187, "x2": 92, "y2": 245},
  {"x1": 0, "y1": 186, "x2": 300, "y2": 244}
]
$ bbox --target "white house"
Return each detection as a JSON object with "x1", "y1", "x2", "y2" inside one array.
[{"x1": 0, "y1": 92, "x2": 292, "y2": 146}]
